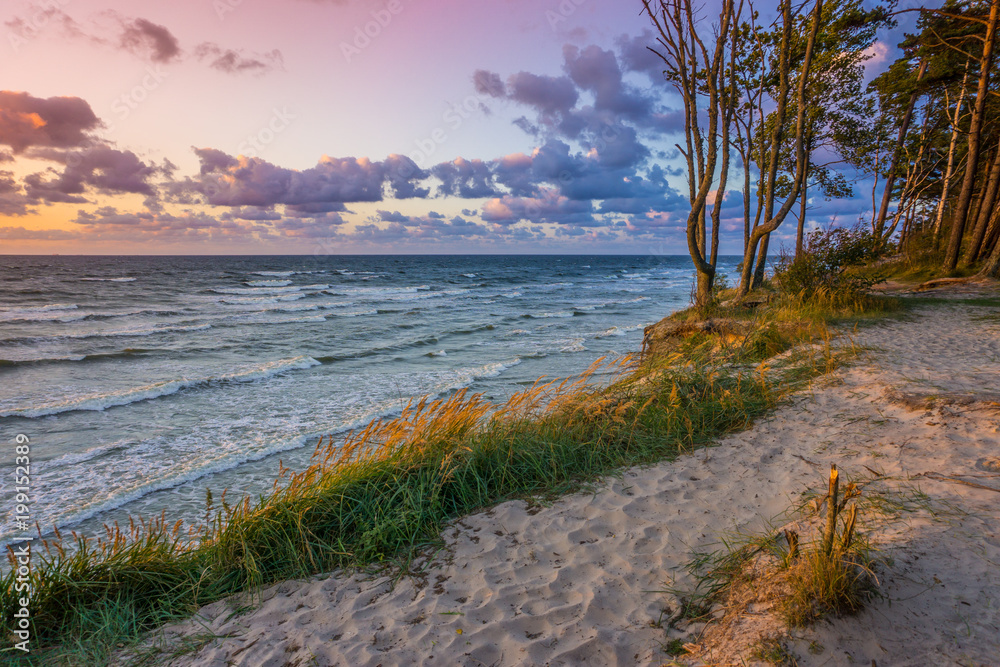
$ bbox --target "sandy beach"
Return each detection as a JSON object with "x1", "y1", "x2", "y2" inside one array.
[{"x1": 123, "y1": 286, "x2": 1000, "y2": 666}]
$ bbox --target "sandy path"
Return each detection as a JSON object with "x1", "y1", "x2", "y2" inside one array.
[{"x1": 125, "y1": 290, "x2": 1000, "y2": 667}]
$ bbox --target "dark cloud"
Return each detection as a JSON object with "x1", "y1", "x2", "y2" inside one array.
[
  {"x1": 194, "y1": 43, "x2": 284, "y2": 75},
  {"x1": 0, "y1": 91, "x2": 101, "y2": 153},
  {"x1": 284, "y1": 202, "x2": 348, "y2": 217},
  {"x1": 376, "y1": 210, "x2": 410, "y2": 223},
  {"x1": 119, "y1": 17, "x2": 181, "y2": 63},
  {"x1": 615, "y1": 31, "x2": 665, "y2": 81},
  {"x1": 563, "y1": 45, "x2": 654, "y2": 121},
  {"x1": 383, "y1": 154, "x2": 431, "y2": 198},
  {"x1": 507, "y1": 71, "x2": 579, "y2": 118},
  {"x1": 23, "y1": 147, "x2": 161, "y2": 204},
  {"x1": 431, "y1": 158, "x2": 498, "y2": 198},
  {"x1": 482, "y1": 40, "x2": 685, "y2": 144},
  {"x1": 473, "y1": 70, "x2": 506, "y2": 98},
  {"x1": 481, "y1": 188, "x2": 596, "y2": 226},
  {"x1": 0, "y1": 171, "x2": 31, "y2": 215},
  {"x1": 218, "y1": 206, "x2": 283, "y2": 222},
  {"x1": 177, "y1": 150, "x2": 429, "y2": 207}
]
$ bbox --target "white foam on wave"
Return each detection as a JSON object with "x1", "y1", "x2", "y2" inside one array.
[
  {"x1": 332, "y1": 309, "x2": 378, "y2": 318},
  {"x1": 246, "y1": 279, "x2": 293, "y2": 287},
  {"x1": 212, "y1": 285, "x2": 302, "y2": 295},
  {"x1": 5, "y1": 322, "x2": 212, "y2": 343},
  {"x1": 1, "y1": 303, "x2": 78, "y2": 315},
  {"x1": 219, "y1": 293, "x2": 306, "y2": 305},
  {"x1": 560, "y1": 338, "x2": 587, "y2": 353},
  {"x1": 594, "y1": 323, "x2": 645, "y2": 339},
  {"x1": 3, "y1": 356, "x2": 524, "y2": 543},
  {"x1": 253, "y1": 271, "x2": 295, "y2": 277},
  {"x1": 264, "y1": 314, "x2": 327, "y2": 324},
  {"x1": 5, "y1": 430, "x2": 319, "y2": 545},
  {"x1": 533, "y1": 311, "x2": 574, "y2": 319},
  {"x1": 0, "y1": 353, "x2": 88, "y2": 364},
  {"x1": 331, "y1": 285, "x2": 430, "y2": 296},
  {"x1": 0, "y1": 355, "x2": 321, "y2": 419},
  {"x1": 0, "y1": 310, "x2": 89, "y2": 323}
]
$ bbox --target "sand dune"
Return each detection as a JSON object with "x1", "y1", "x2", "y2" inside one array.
[{"x1": 123, "y1": 287, "x2": 1000, "y2": 666}]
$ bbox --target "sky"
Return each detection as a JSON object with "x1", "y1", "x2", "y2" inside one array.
[{"x1": 0, "y1": 0, "x2": 917, "y2": 255}]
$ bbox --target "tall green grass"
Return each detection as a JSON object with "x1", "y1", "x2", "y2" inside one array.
[{"x1": 0, "y1": 295, "x2": 893, "y2": 665}]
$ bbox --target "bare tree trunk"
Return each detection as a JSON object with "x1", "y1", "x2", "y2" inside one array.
[
  {"x1": 873, "y1": 59, "x2": 928, "y2": 241},
  {"x1": 965, "y1": 137, "x2": 1000, "y2": 264},
  {"x1": 736, "y1": 0, "x2": 824, "y2": 299},
  {"x1": 796, "y1": 153, "x2": 811, "y2": 259},
  {"x1": 980, "y1": 205, "x2": 1000, "y2": 260},
  {"x1": 979, "y1": 224, "x2": 1000, "y2": 278},
  {"x1": 944, "y1": 0, "x2": 999, "y2": 271},
  {"x1": 753, "y1": 233, "x2": 769, "y2": 287},
  {"x1": 643, "y1": 0, "x2": 739, "y2": 310},
  {"x1": 933, "y1": 65, "x2": 969, "y2": 244}
]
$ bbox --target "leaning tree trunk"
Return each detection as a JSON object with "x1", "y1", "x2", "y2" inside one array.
[
  {"x1": 873, "y1": 59, "x2": 928, "y2": 242},
  {"x1": 736, "y1": 0, "x2": 823, "y2": 300},
  {"x1": 944, "y1": 0, "x2": 999, "y2": 272},
  {"x1": 979, "y1": 225, "x2": 1000, "y2": 278},
  {"x1": 752, "y1": 233, "x2": 770, "y2": 287},
  {"x1": 795, "y1": 158, "x2": 810, "y2": 259},
  {"x1": 965, "y1": 137, "x2": 1000, "y2": 264},
  {"x1": 933, "y1": 65, "x2": 969, "y2": 244}
]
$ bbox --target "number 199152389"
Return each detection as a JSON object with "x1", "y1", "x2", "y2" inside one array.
[{"x1": 15, "y1": 434, "x2": 30, "y2": 531}]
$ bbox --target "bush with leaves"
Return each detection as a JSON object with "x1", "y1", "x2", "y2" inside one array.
[{"x1": 774, "y1": 226, "x2": 885, "y2": 301}]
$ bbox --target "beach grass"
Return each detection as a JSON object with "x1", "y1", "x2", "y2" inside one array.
[{"x1": 0, "y1": 290, "x2": 897, "y2": 665}]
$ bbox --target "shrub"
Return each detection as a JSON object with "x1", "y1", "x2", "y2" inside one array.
[{"x1": 774, "y1": 226, "x2": 885, "y2": 301}]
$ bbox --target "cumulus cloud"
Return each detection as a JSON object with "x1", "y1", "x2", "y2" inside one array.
[
  {"x1": 23, "y1": 147, "x2": 162, "y2": 204},
  {"x1": 174, "y1": 149, "x2": 430, "y2": 208},
  {"x1": 431, "y1": 158, "x2": 498, "y2": 198},
  {"x1": 0, "y1": 91, "x2": 102, "y2": 153},
  {"x1": 615, "y1": 31, "x2": 665, "y2": 81},
  {"x1": 563, "y1": 44, "x2": 654, "y2": 120},
  {"x1": 481, "y1": 188, "x2": 596, "y2": 226},
  {"x1": 477, "y1": 40, "x2": 684, "y2": 145}
]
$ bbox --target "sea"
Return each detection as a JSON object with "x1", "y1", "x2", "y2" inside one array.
[{"x1": 0, "y1": 255, "x2": 740, "y2": 548}]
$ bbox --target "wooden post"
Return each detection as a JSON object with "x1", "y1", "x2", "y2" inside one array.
[{"x1": 822, "y1": 464, "x2": 839, "y2": 557}]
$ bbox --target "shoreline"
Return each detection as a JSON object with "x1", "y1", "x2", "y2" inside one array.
[{"x1": 114, "y1": 284, "x2": 1000, "y2": 666}]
